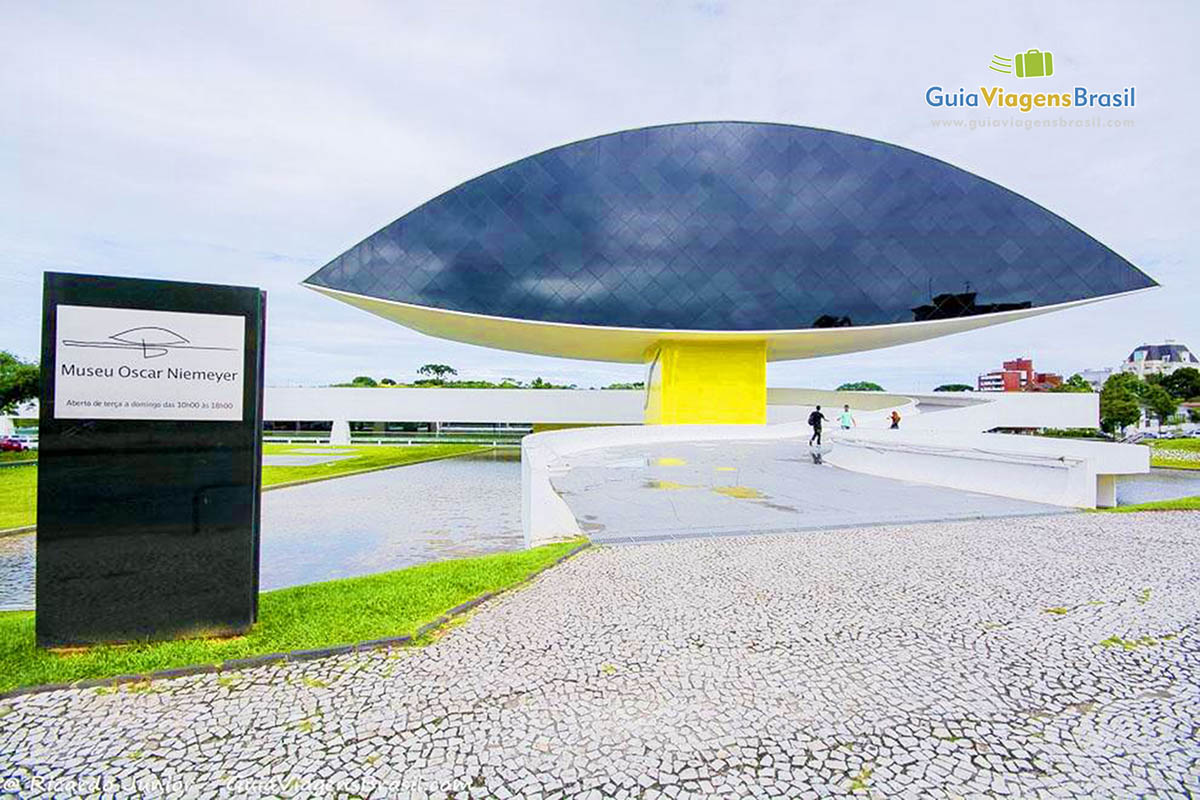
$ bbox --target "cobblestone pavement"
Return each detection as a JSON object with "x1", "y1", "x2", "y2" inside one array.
[{"x1": 3, "y1": 512, "x2": 1200, "y2": 799}]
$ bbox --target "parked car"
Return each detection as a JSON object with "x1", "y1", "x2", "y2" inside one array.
[{"x1": 0, "y1": 437, "x2": 28, "y2": 452}]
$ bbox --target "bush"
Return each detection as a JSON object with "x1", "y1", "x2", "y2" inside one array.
[{"x1": 1040, "y1": 427, "x2": 1108, "y2": 439}]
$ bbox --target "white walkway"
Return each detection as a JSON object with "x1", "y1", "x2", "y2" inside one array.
[{"x1": 551, "y1": 440, "x2": 1064, "y2": 544}]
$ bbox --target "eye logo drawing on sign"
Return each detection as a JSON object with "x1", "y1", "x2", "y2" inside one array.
[{"x1": 61, "y1": 326, "x2": 238, "y2": 359}]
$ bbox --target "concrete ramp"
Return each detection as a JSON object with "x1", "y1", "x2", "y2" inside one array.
[{"x1": 551, "y1": 440, "x2": 1064, "y2": 544}]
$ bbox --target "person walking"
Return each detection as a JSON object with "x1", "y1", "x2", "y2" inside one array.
[
  {"x1": 890, "y1": 409, "x2": 901, "y2": 429},
  {"x1": 808, "y1": 405, "x2": 828, "y2": 445},
  {"x1": 838, "y1": 404, "x2": 856, "y2": 430}
]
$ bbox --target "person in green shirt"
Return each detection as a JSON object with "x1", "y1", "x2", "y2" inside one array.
[{"x1": 838, "y1": 404, "x2": 856, "y2": 430}]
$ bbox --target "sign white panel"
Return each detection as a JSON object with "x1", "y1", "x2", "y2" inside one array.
[{"x1": 54, "y1": 305, "x2": 246, "y2": 421}]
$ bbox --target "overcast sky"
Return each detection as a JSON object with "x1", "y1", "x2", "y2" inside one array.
[{"x1": 3, "y1": 1, "x2": 1196, "y2": 391}]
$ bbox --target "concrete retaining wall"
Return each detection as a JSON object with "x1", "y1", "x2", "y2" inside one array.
[{"x1": 822, "y1": 428, "x2": 1146, "y2": 509}]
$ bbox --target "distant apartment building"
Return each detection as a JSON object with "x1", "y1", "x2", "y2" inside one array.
[
  {"x1": 1118, "y1": 341, "x2": 1198, "y2": 378},
  {"x1": 977, "y1": 358, "x2": 1063, "y2": 392}
]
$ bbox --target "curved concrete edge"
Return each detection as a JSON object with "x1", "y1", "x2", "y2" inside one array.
[
  {"x1": 0, "y1": 524, "x2": 36, "y2": 539},
  {"x1": 522, "y1": 437, "x2": 587, "y2": 547},
  {"x1": 0, "y1": 542, "x2": 591, "y2": 700},
  {"x1": 521, "y1": 392, "x2": 1150, "y2": 547}
]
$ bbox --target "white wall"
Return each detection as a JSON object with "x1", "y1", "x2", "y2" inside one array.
[
  {"x1": 265, "y1": 387, "x2": 645, "y2": 424},
  {"x1": 264, "y1": 386, "x2": 937, "y2": 426},
  {"x1": 905, "y1": 391, "x2": 1098, "y2": 432},
  {"x1": 823, "y1": 427, "x2": 1147, "y2": 509}
]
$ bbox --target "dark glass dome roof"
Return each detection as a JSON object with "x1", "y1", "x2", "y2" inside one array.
[
  {"x1": 1127, "y1": 344, "x2": 1196, "y2": 363},
  {"x1": 305, "y1": 122, "x2": 1154, "y2": 331}
]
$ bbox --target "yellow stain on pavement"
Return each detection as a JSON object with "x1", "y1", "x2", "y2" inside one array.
[
  {"x1": 644, "y1": 480, "x2": 695, "y2": 490},
  {"x1": 713, "y1": 486, "x2": 764, "y2": 499},
  {"x1": 656, "y1": 457, "x2": 687, "y2": 466}
]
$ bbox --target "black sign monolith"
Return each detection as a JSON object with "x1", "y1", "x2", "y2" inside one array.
[{"x1": 37, "y1": 272, "x2": 265, "y2": 646}]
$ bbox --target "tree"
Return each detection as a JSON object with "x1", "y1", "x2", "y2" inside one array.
[
  {"x1": 837, "y1": 381, "x2": 885, "y2": 392},
  {"x1": 0, "y1": 351, "x2": 39, "y2": 414},
  {"x1": 1050, "y1": 374, "x2": 1093, "y2": 393},
  {"x1": 417, "y1": 364, "x2": 457, "y2": 383},
  {"x1": 1161, "y1": 367, "x2": 1200, "y2": 401},
  {"x1": 1105, "y1": 371, "x2": 1144, "y2": 398},
  {"x1": 1099, "y1": 373, "x2": 1141, "y2": 434},
  {"x1": 379, "y1": 378, "x2": 396, "y2": 386},
  {"x1": 350, "y1": 375, "x2": 377, "y2": 387},
  {"x1": 933, "y1": 383, "x2": 973, "y2": 392},
  {"x1": 1142, "y1": 384, "x2": 1177, "y2": 431}
]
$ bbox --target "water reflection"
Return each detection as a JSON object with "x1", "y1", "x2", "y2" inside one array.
[
  {"x1": 0, "y1": 450, "x2": 522, "y2": 610},
  {"x1": 1115, "y1": 468, "x2": 1200, "y2": 506},
  {"x1": 0, "y1": 534, "x2": 33, "y2": 611},
  {"x1": 1, "y1": 458, "x2": 1196, "y2": 611},
  {"x1": 911, "y1": 291, "x2": 1032, "y2": 322},
  {"x1": 258, "y1": 449, "x2": 521, "y2": 591}
]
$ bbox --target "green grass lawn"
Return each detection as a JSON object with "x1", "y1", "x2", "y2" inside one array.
[
  {"x1": 1100, "y1": 496, "x2": 1200, "y2": 513},
  {"x1": 0, "y1": 444, "x2": 488, "y2": 531},
  {"x1": 1150, "y1": 438, "x2": 1200, "y2": 470},
  {"x1": 0, "y1": 450, "x2": 36, "y2": 464},
  {"x1": 260, "y1": 443, "x2": 487, "y2": 487},
  {"x1": 0, "y1": 464, "x2": 36, "y2": 530},
  {"x1": 0, "y1": 539, "x2": 585, "y2": 694}
]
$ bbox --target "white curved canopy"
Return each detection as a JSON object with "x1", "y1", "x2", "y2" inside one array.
[{"x1": 304, "y1": 284, "x2": 1153, "y2": 364}]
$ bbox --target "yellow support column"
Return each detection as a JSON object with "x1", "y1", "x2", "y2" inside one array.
[{"x1": 644, "y1": 340, "x2": 767, "y2": 424}]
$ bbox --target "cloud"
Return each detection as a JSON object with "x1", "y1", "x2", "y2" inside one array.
[{"x1": 1, "y1": 0, "x2": 1196, "y2": 391}]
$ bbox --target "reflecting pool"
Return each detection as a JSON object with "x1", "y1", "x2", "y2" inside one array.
[
  {"x1": 1, "y1": 457, "x2": 1196, "y2": 611},
  {"x1": 0, "y1": 450, "x2": 521, "y2": 610},
  {"x1": 259, "y1": 449, "x2": 521, "y2": 591},
  {"x1": 1115, "y1": 468, "x2": 1200, "y2": 506}
]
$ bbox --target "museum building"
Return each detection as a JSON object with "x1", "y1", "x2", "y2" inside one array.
[{"x1": 304, "y1": 122, "x2": 1155, "y2": 424}]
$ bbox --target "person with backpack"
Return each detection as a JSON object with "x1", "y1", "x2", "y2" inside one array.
[{"x1": 808, "y1": 405, "x2": 828, "y2": 445}]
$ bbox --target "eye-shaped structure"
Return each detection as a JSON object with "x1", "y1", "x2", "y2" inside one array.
[{"x1": 304, "y1": 122, "x2": 1155, "y2": 423}]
